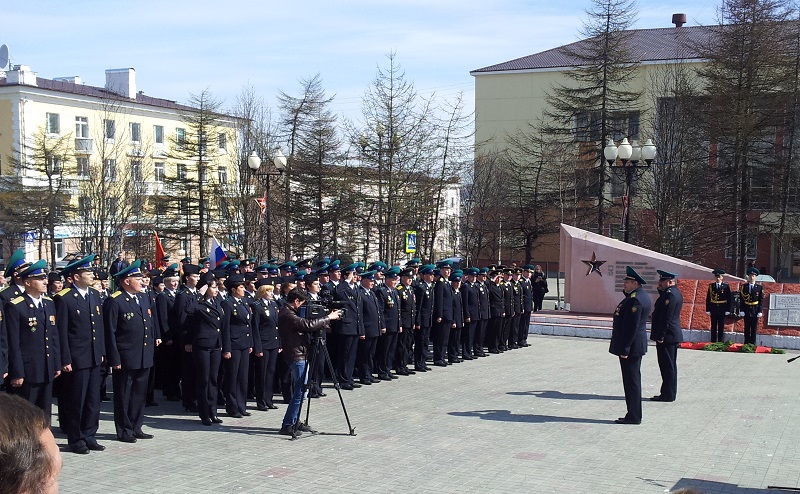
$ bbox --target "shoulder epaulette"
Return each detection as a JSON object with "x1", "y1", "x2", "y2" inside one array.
[
  {"x1": 43, "y1": 295, "x2": 52, "y2": 301},
  {"x1": 56, "y1": 287, "x2": 71, "y2": 297},
  {"x1": 11, "y1": 296, "x2": 24, "y2": 305},
  {"x1": 0, "y1": 286, "x2": 7, "y2": 293},
  {"x1": 630, "y1": 292, "x2": 637, "y2": 298},
  {"x1": 111, "y1": 291, "x2": 122, "y2": 299},
  {"x1": 398, "y1": 285, "x2": 404, "y2": 291}
]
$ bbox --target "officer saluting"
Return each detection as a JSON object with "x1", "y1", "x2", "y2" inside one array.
[{"x1": 103, "y1": 260, "x2": 160, "y2": 443}]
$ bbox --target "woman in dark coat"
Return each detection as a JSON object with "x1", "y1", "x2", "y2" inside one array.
[{"x1": 252, "y1": 282, "x2": 280, "y2": 411}]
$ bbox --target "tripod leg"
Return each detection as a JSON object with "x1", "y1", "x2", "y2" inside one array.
[
  {"x1": 319, "y1": 339, "x2": 356, "y2": 436},
  {"x1": 290, "y1": 353, "x2": 314, "y2": 440}
]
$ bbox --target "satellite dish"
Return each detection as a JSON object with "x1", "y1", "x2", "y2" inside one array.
[{"x1": 0, "y1": 45, "x2": 8, "y2": 70}]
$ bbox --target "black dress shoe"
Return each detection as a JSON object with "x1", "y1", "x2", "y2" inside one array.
[
  {"x1": 462, "y1": 355, "x2": 474, "y2": 360},
  {"x1": 118, "y1": 436, "x2": 137, "y2": 443},
  {"x1": 146, "y1": 401, "x2": 158, "y2": 407},
  {"x1": 434, "y1": 361, "x2": 448, "y2": 367},
  {"x1": 405, "y1": 369, "x2": 416, "y2": 375},
  {"x1": 201, "y1": 419, "x2": 213, "y2": 426},
  {"x1": 489, "y1": 349, "x2": 500, "y2": 354},
  {"x1": 267, "y1": 404, "x2": 278, "y2": 409},
  {"x1": 378, "y1": 374, "x2": 393, "y2": 381},
  {"x1": 414, "y1": 367, "x2": 428, "y2": 372},
  {"x1": 71, "y1": 445, "x2": 90, "y2": 454},
  {"x1": 388, "y1": 373, "x2": 399, "y2": 379},
  {"x1": 101, "y1": 395, "x2": 110, "y2": 402},
  {"x1": 228, "y1": 412, "x2": 243, "y2": 418},
  {"x1": 369, "y1": 376, "x2": 381, "y2": 383},
  {"x1": 340, "y1": 383, "x2": 354, "y2": 390},
  {"x1": 133, "y1": 432, "x2": 154, "y2": 439},
  {"x1": 614, "y1": 417, "x2": 641, "y2": 425},
  {"x1": 351, "y1": 382, "x2": 362, "y2": 388},
  {"x1": 317, "y1": 392, "x2": 327, "y2": 397},
  {"x1": 279, "y1": 426, "x2": 299, "y2": 436},
  {"x1": 86, "y1": 442, "x2": 106, "y2": 452},
  {"x1": 359, "y1": 379, "x2": 372, "y2": 385},
  {"x1": 650, "y1": 396, "x2": 674, "y2": 402},
  {"x1": 308, "y1": 393, "x2": 320, "y2": 399},
  {"x1": 257, "y1": 405, "x2": 269, "y2": 411},
  {"x1": 211, "y1": 416, "x2": 223, "y2": 424},
  {"x1": 396, "y1": 369, "x2": 409, "y2": 376},
  {"x1": 242, "y1": 411, "x2": 252, "y2": 417}
]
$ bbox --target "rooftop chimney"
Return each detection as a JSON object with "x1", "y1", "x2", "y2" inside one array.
[
  {"x1": 105, "y1": 68, "x2": 136, "y2": 99},
  {"x1": 6, "y1": 65, "x2": 37, "y2": 86},
  {"x1": 672, "y1": 13, "x2": 687, "y2": 27}
]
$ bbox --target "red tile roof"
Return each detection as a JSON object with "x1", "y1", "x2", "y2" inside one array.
[{"x1": 471, "y1": 25, "x2": 713, "y2": 74}]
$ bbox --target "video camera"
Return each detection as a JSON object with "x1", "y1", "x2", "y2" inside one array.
[{"x1": 328, "y1": 299, "x2": 348, "y2": 318}]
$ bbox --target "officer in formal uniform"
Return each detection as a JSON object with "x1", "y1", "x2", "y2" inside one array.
[
  {"x1": 518, "y1": 265, "x2": 534, "y2": 347},
  {"x1": 103, "y1": 260, "x2": 160, "y2": 442},
  {"x1": 0, "y1": 249, "x2": 31, "y2": 305},
  {"x1": 53, "y1": 255, "x2": 106, "y2": 454},
  {"x1": 414, "y1": 264, "x2": 436, "y2": 372},
  {"x1": 356, "y1": 270, "x2": 383, "y2": 384},
  {"x1": 175, "y1": 264, "x2": 202, "y2": 412},
  {"x1": 738, "y1": 267, "x2": 764, "y2": 345},
  {"x1": 650, "y1": 270, "x2": 683, "y2": 403},
  {"x1": 486, "y1": 269, "x2": 505, "y2": 353},
  {"x1": 395, "y1": 268, "x2": 416, "y2": 375},
  {"x1": 374, "y1": 267, "x2": 400, "y2": 380},
  {"x1": 252, "y1": 279, "x2": 280, "y2": 411},
  {"x1": 432, "y1": 261, "x2": 454, "y2": 367},
  {"x1": 706, "y1": 269, "x2": 732, "y2": 343},
  {"x1": 500, "y1": 268, "x2": 514, "y2": 351},
  {"x1": 332, "y1": 264, "x2": 364, "y2": 389},
  {"x1": 460, "y1": 268, "x2": 480, "y2": 360},
  {"x1": 221, "y1": 274, "x2": 255, "y2": 418},
  {"x1": 473, "y1": 268, "x2": 491, "y2": 357},
  {"x1": 5, "y1": 260, "x2": 61, "y2": 422},
  {"x1": 155, "y1": 267, "x2": 181, "y2": 401},
  {"x1": 448, "y1": 271, "x2": 464, "y2": 364},
  {"x1": 609, "y1": 266, "x2": 652, "y2": 425}
]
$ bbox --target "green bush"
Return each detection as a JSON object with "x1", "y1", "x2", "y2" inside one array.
[
  {"x1": 770, "y1": 348, "x2": 786, "y2": 354},
  {"x1": 703, "y1": 342, "x2": 726, "y2": 352},
  {"x1": 740, "y1": 343, "x2": 757, "y2": 353}
]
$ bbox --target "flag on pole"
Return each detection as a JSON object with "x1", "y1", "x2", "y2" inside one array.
[
  {"x1": 154, "y1": 231, "x2": 165, "y2": 267},
  {"x1": 254, "y1": 192, "x2": 267, "y2": 217},
  {"x1": 209, "y1": 237, "x2": 228, "y2": 268}
]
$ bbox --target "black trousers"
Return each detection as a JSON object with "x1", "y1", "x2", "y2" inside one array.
[
  {"x1": 193, "y1": 347, "x2": 221, "y2": 422},
  {"x1": 394, "y1": 328, "x2": 412, "y2": 370},
  {"x1": 507, "y1": 314, "x2": 519, "y2": 348},
  {"x1": 518, "y1": 311, "x2": 531, "y2": 344},
  {"x1": 655, "y1": 342, "x2": 678, "y2": 401},
  {"x1": 709, "y1": 312, "x2": 726, "y2": 342},
  {"x1": 375, "y1": 332, "x2": 398, "y2": 377},
  {"x1": 500, "y1": 316, "x2": 511, "y2": 350},
  {"x1": 181, "y1": 348, "x2": 196, "y2": 409},
  {"x1": 487, "y1": 317, "x2": 503, "y2": 351},
  {"x1": 414, "y1": 327, "x2": 431, "y2": 369},
  {"x1": 356, "y1": 336, "x2": 378, "y2": 379},
  {"x1": 112, "y1": 367, "x2": 149, "y2": 439},
  {"x1": 336, "y1": 334, "x2": 359, "y2": 385},
  {"x1": 60, "y1": 365, "x2": 102, "y2": 447},
  {"x1": 254, "y1": 348, "x2": 278, "y2": 408},
  {"x1": 158, "y1": 342, "x2": 182, "y2": 399},
  {"x1": 743, "y1": 316, "x2": 759, "y2": 345},
  {"x1": 448, "y1": 325, "x2": 461, "y2": 361},
  {"x1": 461, "y1": 320, "x2": 475, "y2": 357},
  {"x1": 619, "y1": 356, "x2": 643, "y2": 422},
  {"x1": 432, "y1": 320, "x2": 451, "y2": 363},
  {"x1": 224, "y1": 348, "x2": 250, "y2": 415},
  {"x1": 474, "y1": 319, "x2": 488, "y2": 354},
  {"x1": 533, "y1": 292, "x2": 545, "y2": 311},
  {"x1": 13, "y1": 380, "x2": 54, "y2": 424}
]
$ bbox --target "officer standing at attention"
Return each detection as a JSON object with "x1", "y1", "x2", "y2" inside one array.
[
  {"x1": 103, "y1": 260, "x2": 160, "y2": 443},
  {"x1": 221, "y1": 274, "x2": 255, "y2": 418},
  {"x1": 738, "y1": 267, "x2": 764, "y2": 345},
  {"x1": 650, "y1": 270, "x2": 683, "y2": 403},
  {"x1": 432, "y1": 261, "x2": 454, "y2": 367},
  {"x1": 413, "y1": 265, "x2": 436, "y2": 372},
  {"x1": 395, "y1": 268, "x2": 416, "y2": 375},
  {"x1": 705, "y1": 269, "x2": 731, "y2": 343},
  {"x1": 609, "y1": 266, "x2": 652, "y2": 425},
  {"x1": 53, "y1": 255, "x2": 106, "y2": 454},
  {"x1": 5, "y1": 260, "x2": 61, "y2": 422}
]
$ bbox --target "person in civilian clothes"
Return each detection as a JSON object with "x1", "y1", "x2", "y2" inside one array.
[
  {"x1": 183, "y1": 273, "x2": 224, "y2": 426},
  {"x1": 356, "y1": 271, "x2": 383, "y2": 384},
  {"x1": 395, "y1": 268, "x2": 416, "y2": 375},
  {"x1": 5, "y1": 260, "x2": 61, "y2": 423},
  {"x1": 474, "y1": 268, "x2": 491, "y2": 357},
  {"x1": 53, "y1": 255, "x2": 106, "y2": 454},
  {"x1": 432, "y1": 261, "x2": 454, "y2": 367},
  {"x1": 448, "y1": 271, "x2": 464, "y2": 364},
  {"x1": 460, "y1": 268, "x2": 480, "y2": 360},
  {"x1": 610, "y1": 266, "x2": 652, "y2": 425},
  {"x1": 706, "y1": 269, "x2": 732, "y2": 343},
  {"x1": 650, "y1": 270, "x2": 684, "y2": 403},
  {"x1": 738, "y1": 267, "x2": 764, "y2": 345},
  {"x1": 374, "y1": 267, "x2": 400, "y2": 380},
  {"x1": 252, "y1": 281, "x2": 280, "y2": 411},
  {"x1": 103, "y1": 260, "x2": 160, "y2": 442},
  {"x1": 413, "y1": 265, "x2": 436, "y2": 372},
  {"x1": 531, "y1": 265, "x2": 548, "y2": 312},
  {"x1": 221, "y1": 274, "x2": 254, "y2": 418},
  {"x1": 332, "y1": 264, "x2": 364, "y2": 390},
  {"x1": 518, "y1": 265, "x2": 534, "y2": 347}
]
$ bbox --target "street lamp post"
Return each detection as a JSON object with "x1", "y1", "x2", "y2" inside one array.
[
  {"x1": 247, "y1": 150, "x2": 287, "y2": 260},
  {"x1": 604, "y1": 138, "x2": 657, "y2": 243}
]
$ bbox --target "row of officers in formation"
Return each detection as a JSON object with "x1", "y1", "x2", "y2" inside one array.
[
  {"x1": 611, "y1": 265, "x2": 764, "y2": 425},
  {"x1": 0, "y1": 248, "x2": 549, "y2": 448}
]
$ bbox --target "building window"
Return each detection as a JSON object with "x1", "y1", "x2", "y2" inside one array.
[
  {"x1": 176, "y1": 128, "x2": 186, "y2": 150},
  {"x1": 725, "y1": 231, "x2": 758, "y2": 259},
  {"x1": 130, "y1": 123, "x2": 141, "y2": 143},
  {"x1": 77, "y1": 157, "x2": 90, "y2": 178},
  {"x1": 218, "y1": 133, "x2": 227, "y2": 152},
  {"x1": 131, "y1": 160, "x2": 142, "y2": 182},
  {"x1": 104, "y1": 119, "x2": 116, "y2": 140},
  {"x1": 46, "y1": 113, "x2": 60, "y2": 134},
  {"x1": 54, "y1": 239, "x2": 65, "y2": 259},
  {"x1": 177, "y1": 163, "x2": 187, "y2": 180},
  {"x1": 75, "y1": 117, "x2": 89, "y2": 138},
  {"x1": 106, "y1": 197, "x2": 118, "y2": 217},
  {"x1": 104, "y1": 159, "x2": 116, "y2": 181},
  {"x1": 154, "y1": 125, "x2": 164, "y2": 145},
  {"x1": 218, "y1": 167, "x2": 228, "y2": 185},
  {"x1": 78, "y1": 196, "x2": 92, "y2": 219},
  {"x1": 154, "y1": 162, "x2": 165, "y2": 182},
  {"x1": 46, "y1": 156, "x2": 62, "y2": 175}
]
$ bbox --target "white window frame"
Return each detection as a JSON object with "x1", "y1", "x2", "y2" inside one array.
[
  {"x1": 46, "y1": 113, "x2": 60, "y2": 135},
  {"x1": 130, "y1": 122, "x2": 142, "y2": 143},
  {"x1": 154, "y1": 125, "x2": 164, "y2": 145},
  {"x1": 154, "y1": 162, "x2": 165, "y2": 182},
  {"x1": 75, "y1": 116, "x2": 89, "y2": 138}
]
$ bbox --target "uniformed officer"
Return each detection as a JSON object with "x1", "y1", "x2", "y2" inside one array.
[
  {"x1": 519, "y1": 265, "x2": 534, "y2": 347},
  {"x1": 0, "y1": 248, "x2": 31, "y2": 305},
  {"x1": 374, "y1": 267, "x2": 401, "y2": 380},
  {"x1": 486, "y1": 269, "x2": 505, "y2": 353},
  {"x1": 395, "y1": 268, "x2": 416, "y2": 375},
  {"x1": 500, "y1": 268, "x2": 514, "y2": 351},
  {"x1": 460, "y1": 268, "x2": 480, "y2": 360},
  {"x1": 54, "y1": 255, "x2": 106, "y2": 454},
  {"x1": 332, "y1": 264, "x2": 364, "y2": 389},
  {"x1": 432, "y1": 261, "x2": 454, "y2": 367},
  {"x1": 448, "y1": 271, "x2": 464, "y2": 364},
  {"x1": 706, "y1": 269, "x2": 732, "y2": 343},
  {"x1": 155, "y1": 267, "x2": 181, "y2": 402},
  {"x1": 650, "y1": 270, "x2": 683, "y2": 403},
  {"x1": 474, "y1": 268, "x2": 491, "y2": 357},
  {"x1": 221, "y1": 274, "x2": 255, "y2": 418},
  {"x1": 413, "y1": 264, "x2": 436, "y2": 372},
  {"x1": 103, "y1": 260, "x2": 160, "y2": 442},
  {"x1": 252, "y1": 279, "x2": 280, "y2": 411},
  {"x1": 5, "y1": 260, "x2": 61, "y2": 422},
  {"x1": 356, "y1": 270, "x2": 383, "y2": 384},
  {"x1": 174, "y1": 264, "x2": 202, "y2": 412},
  {"x1": 609, "y1": 266, "x2": 652, "y2": 425},
  {"x1": 738, "y1": 267, "x2": 764, "y2": 345}
]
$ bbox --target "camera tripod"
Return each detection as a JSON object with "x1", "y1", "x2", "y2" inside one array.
[{"x1": 290, "y1": 331, "x2": 356, "y2": 440}]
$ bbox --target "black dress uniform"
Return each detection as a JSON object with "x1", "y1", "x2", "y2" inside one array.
[
  {"x1": 474, "y1": 275, "x2": 490, "y2": 357},
  {"x1": 500, "y1": 276, "x2": 513, "y2": 351},
  {"x1": 174, "y1": 285, "x2": 201, "y2": 411},
  {"x1": 222, "y1": 294, "x2": 255, "y2": 417},
  {"x1": 739, "y1": 269, "x2": 764, "y2": 345},
  {"x1": 414, "y1": 277, "x2": 435, "y2": 371},
  {"x1": 252, "y1": 296, "x2": 280, "y2": 410},
  {"x1": 357, "y1": 276, "x2": 383, "y2": 383},
  {"x1": 432, "y1": 272, "x2": 454, "y2": 366},
  {"x1": 374, "y1": 279, "x2": 400, "y2": 380},
  {"x1": 185, "y1": 295, "x2": 224, "y2": 425},
  {"x1": 396, "y1": 276, "x2": 416, "y2": 374},
  {"x1": 104, "y1": 267, "x2": 158, "y2": 441},
  {"x1": 332, "y1": 275, "x2": 364, "y2": 388},
  {"x1": 650, "y1": 271, "x2": 684, "y2": 403},
  {"x1": 609, "y1": 267, "x2": 652, "y2": 425},
  {"x1": 487, "y1": 276, "x2": 505, "y2": 353},
  {"x1": 448, "y1": 280, "x2": 464, "y2": 364},
  {"x1": 461, "y1": 278, "x2": 479, "y2": 360},
  {"x1": 54, "y1": 274, "x2": 106, "y2": 452},
  {"x1": 155, "y1": 286, "x2": 181, "y2": 400},
  {"x1": 706, "y1": 271, "x2": 732, "y2": 343},
  {"x1": 6, "y1": 291, "x2": 61, "y2": 422},
  {"x1": 519, "y1": 268, "x2": 534, "y2": 347}
]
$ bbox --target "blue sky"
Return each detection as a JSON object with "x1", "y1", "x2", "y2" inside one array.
[{"x1": 4, "y1": 0, "x2": 718, "y2": 122}]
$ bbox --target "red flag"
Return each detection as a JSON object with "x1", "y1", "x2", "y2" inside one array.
[
  {"x1": 154, "y1": 231, "x2": 165, "y2": 267},
  {"x1": 254, "y1": 192, "x2": 267, "y2": 217}
]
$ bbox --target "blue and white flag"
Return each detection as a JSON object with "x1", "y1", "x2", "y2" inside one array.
[{"x1": 209, "y1": 237, "x2": 228, "y2": 268}]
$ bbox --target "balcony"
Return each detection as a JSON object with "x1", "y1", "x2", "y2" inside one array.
[{"x1": 74, "y1": 138, "x2": 93, "y2": 154}]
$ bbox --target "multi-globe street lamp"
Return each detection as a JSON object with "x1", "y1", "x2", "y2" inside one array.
[
  {"x1": 603, "y1": 138, "x2": 657, "y2": 243},
  {"x1": 247, "y1": 149, "x2": 287, "y2": 260}
]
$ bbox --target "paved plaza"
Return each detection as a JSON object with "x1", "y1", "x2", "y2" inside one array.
[{"x1": 56, "y1": 335, "x2": 800, "y2": 493}]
